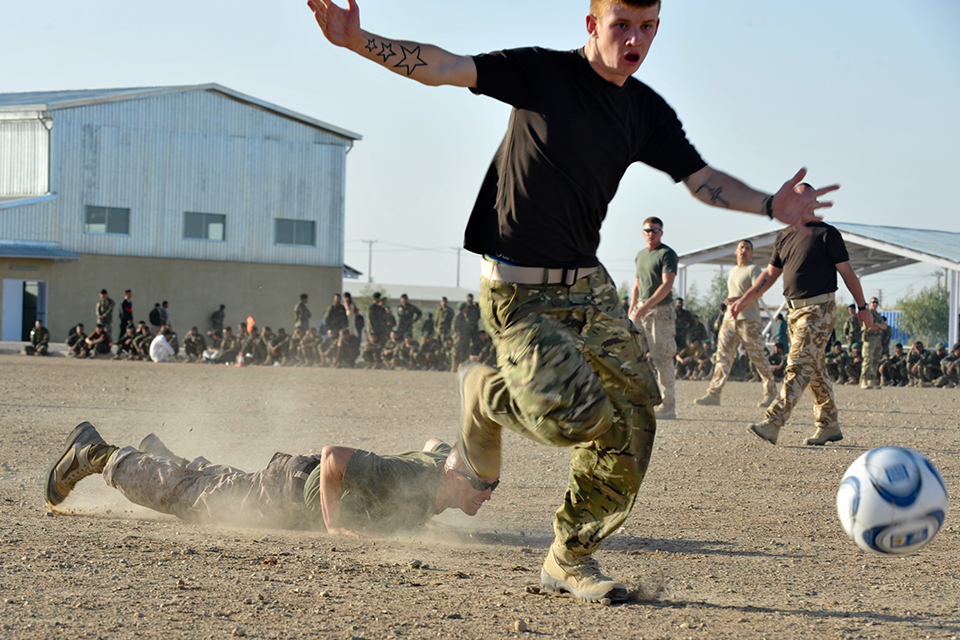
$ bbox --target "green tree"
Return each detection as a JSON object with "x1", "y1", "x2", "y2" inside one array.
[
  {"x1": 684, "y1": 268, "x2": 728, "y2": 330},
  {"x1": 897, "y1": 282, "x2": 949, "y2": 346}
]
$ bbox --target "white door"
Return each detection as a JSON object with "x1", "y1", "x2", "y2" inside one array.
[{"x1": 2, "y1": 279, "x2": 24, "y2": 341}]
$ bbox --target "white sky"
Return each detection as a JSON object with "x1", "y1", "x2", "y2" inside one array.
[{"x1": 3, "y1": 0, "x2": 958, "y2": 306}]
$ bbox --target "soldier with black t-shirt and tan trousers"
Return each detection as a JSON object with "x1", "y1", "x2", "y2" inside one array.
[
  {"x1": 731, "y1": 184, "x2": 873, "y2": 447},
  {"x1": 306, "y1": 0, "x2": 839, "y2": 604}
]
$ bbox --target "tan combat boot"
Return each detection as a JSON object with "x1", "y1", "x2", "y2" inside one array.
[
  {"x1": 803, "y1": 425, "x2": 843, "y2": 446},
  {"x1": 541, "y1": 544, "x2": 627, "y2": 603}
]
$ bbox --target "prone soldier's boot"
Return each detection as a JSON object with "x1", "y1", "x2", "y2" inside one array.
[
  {"x1": 540, "y1": 543, "x2": 627, "y2": 603},
  {"x1": 45, "y1": 422, "x2": 117, "y2": 507}
]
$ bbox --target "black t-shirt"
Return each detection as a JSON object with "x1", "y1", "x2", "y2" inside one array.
[
  {"x1": 770, "y1": 222, "x2": 850, "y2": 300},
  {"x1": 465, "y1": 47, "x2": 706, "y2": 268}
]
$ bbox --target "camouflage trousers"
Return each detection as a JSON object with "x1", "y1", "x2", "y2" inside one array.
[
  {"x1": 637, "y1": 303, "x2": 677, "y2": 411},
  {"x1": 103, "y1": 447, "x2": 320, "y2": 530},
  {"x1": 469, "y1": 264, "x2": 660, "y2": 556},
  {"x1": 706, "y1": 315, "x2": 777, "y2": 399},
  {"x1": 861, "y1": 333, "x2": 883, "y2": 385},
  {"x1": 765, "y1": 301, "x2": 839, "y2": 429}
]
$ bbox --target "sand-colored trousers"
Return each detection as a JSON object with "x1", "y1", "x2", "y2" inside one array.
[{"x1": 765, "y1": 301, "x2": 839, "y2": 429}]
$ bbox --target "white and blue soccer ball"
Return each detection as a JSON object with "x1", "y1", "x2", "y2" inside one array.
[{"x1": 836, "y1": 446, "x2": 948, "y2": 556}]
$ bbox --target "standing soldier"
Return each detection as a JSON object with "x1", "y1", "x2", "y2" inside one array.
[
  {"x1": 859, "y1": 297, "x2": 889, "y2": 389},
  {"x1": 673, "y1": 298, "x2": 697, "y2": 351},
  {"x1": 695, "y1": 239, "x2": 778, "y2": 408},
  {"x1": 435, "y1": 297, "x2": 454, "y2": 342},
  {"x1": 421, "y1": 312, "x2": 435, "y2": 338},
  {"x1": 118, "y1": 290, "x2": 133, "y2": 340},
  {"x1": 464, "y1": 293, "x2": 482, "y2": 352},
  {"x1": 323, "y1": 294, "x2": 347, "y2": 336},
  {"x1": 396, "y1": 293, "x2": 423, "y2": 338},
  {"x1": 294, "y1": 294, "x2": 312, "y2": 331},
  {"x1": 842, "y1": 304, "x2": 861, "y2": 348},
  {"x1": 96, "y1": 289, "x2": 116, "y2": 338},
  {"x1": 210, "y1": 304, "x2": 226, "y2": 333},
  {"x1": 365, "y1": 292, "x2": 390, "y2": 368},
  {"x1": 149, "y1": 303, "x2": 164, "y2": 336},
  {"x1": 630, "y1": 216, "x2": 677, "y2": 420},
  {"x1": 451, "y1": 302, "x2": 472, "y2": 371}
]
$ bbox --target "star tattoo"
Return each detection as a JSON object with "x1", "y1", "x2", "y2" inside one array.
[
  {"x1": 364, "y1": 37, "x2": 377, "y2": 52},
  {"x1": 377, "y1": 42, "x2": 396, "y2": 62},
  {"x1": 393, "y1": 44, "x2": 428, "y2": 77}
]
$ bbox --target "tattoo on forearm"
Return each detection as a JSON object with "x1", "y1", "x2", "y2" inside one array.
[
  {"x1": 394, "y1": 44, "x2": 428, "y2": 76},
  {"x1": 365, "y1": 38, "x2": 428, "y2": 77},
  {"x1": 695, "y1": 183, "x2": 731, "y2": 208},
  {"x1": 377, "y1": 41, "x2": 396, "y2": 62}
]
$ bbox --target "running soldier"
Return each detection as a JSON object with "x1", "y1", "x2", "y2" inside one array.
[{"x1": 308, "y1": 0, "x2": 836, "y2": 602}]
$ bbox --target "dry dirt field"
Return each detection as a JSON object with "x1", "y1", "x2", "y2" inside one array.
[{"x1": 0, "y1": 354, "x2": 958, "y2": 639}]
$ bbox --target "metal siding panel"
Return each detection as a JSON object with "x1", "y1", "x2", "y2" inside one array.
[
  {"x1": 0, "y1": 120, "x2": 49, "y2": 196},
  {"x1": 15, "y1": 90, "x2": 348, "y2": 267}
]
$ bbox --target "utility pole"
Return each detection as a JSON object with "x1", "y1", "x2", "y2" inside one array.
[
  {"x1": 453, "y1": 247, "x2": 462, "y2": 288},
  {"x1": 362, "y1": 240, "x2": 377, "y2": 283}
]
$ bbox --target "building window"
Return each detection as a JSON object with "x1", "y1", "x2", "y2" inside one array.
[
  {"x1": 184, "y1": 212, "x2": 226, "y2": 241},
  {"x1": 275, "y1": 219, "x2": 316, "y2": 247},
  {"x1": 84, "y1": 206, "x2": 130, "y2": 235}
]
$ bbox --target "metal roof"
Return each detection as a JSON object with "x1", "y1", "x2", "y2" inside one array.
[
  {"x1": 678, "y1": 222, "x2": 960, "y2": 276},
  {"x1": 0, "y1": 84, "x2": 362, "y2": 141},
  {"x1": 0, "y1": 240, "x2": 79, "y2": 262}
]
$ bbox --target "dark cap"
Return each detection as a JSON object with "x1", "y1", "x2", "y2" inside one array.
[
  {"x1": 100, "y1": 289, "x2": 108, "y2": 294},
  {"x1": 372, "y1": 292, "x2": 381, "y2": 299}
]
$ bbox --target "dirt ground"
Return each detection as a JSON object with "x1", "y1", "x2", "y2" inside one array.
[{"x1": 0, "y1": 354, "x2": 958, "y2": 640}]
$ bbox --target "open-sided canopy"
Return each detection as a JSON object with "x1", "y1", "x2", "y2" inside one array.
[{"x1": 676, "y1": 223, "x2": 960, "y2": 345}]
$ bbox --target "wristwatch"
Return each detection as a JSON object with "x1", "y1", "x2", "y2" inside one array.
[{"x1": 857, "y1": 303, "x2": 868, "y2": 311}]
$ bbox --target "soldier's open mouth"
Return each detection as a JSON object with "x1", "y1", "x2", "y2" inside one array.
[{"x1": 625, "y1": 53, "x2": 640, "y2": 63}]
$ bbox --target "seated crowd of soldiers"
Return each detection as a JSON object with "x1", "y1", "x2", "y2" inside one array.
[{"x1": 25, "y1": 290, "x2": 497, "y2": 371}]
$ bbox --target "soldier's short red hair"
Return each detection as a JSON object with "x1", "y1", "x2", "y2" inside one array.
[{"x1": 590, "y1": 0, "x2": 661, "y2": 18}]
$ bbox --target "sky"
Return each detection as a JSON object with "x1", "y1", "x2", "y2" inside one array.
[{"x1": 2, "y1": 0, "x2": 959, "y2": 307}]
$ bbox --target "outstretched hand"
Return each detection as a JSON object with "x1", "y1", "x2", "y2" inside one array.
[
  {"x1": 307, "y1": 0, "x2": 360, "y2": 48},
  {"x1": 773, "y1": 168, "x2": 839, "y2": 235}
]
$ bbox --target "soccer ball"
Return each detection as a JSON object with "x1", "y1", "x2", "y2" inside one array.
[{"x1": 836, "y1": 446, "x2": 949, "y2": 556}]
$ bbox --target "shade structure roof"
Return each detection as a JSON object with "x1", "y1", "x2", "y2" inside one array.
[
  {"x1": 677, "y1": 222, "x2": 960, "y2": 276},
  {"x1": 676, "y1": 222, "x2": 960, "y2": 345}
]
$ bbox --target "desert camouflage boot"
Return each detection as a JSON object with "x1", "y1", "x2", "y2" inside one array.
[
  {"x1": 748, "y1": 421, "x2": 780, "y2": 445},
  {"x1": 540, "y1": 545, "x2": 627, "y2": 603},
  {"x1": 45, "y1": 422, "x2": 114, "y2": 507},
  {"x1": 803, "y1": 425, "x2": 843, "y2": 446}
]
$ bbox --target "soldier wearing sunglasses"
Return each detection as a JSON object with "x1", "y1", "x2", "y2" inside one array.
[{"x1": 45, "y1": 422, "x2": 496, "y2": 537}]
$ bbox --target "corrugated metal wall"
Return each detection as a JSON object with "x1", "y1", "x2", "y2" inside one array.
[
  {"x1": 0, "y1": 119, "x2": 49, "y2": 196},
  {"x1": 0, "y1": 90, "x2": 350, "y2": 268}
]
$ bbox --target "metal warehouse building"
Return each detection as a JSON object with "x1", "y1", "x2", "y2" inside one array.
[{"x1": 0, "y1": 84, "x2": 360, "y2": 341}]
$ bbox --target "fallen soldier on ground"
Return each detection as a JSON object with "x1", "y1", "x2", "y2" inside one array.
[{"x1": 45, "y1": 423, "x2": 497, "y2": 536}]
